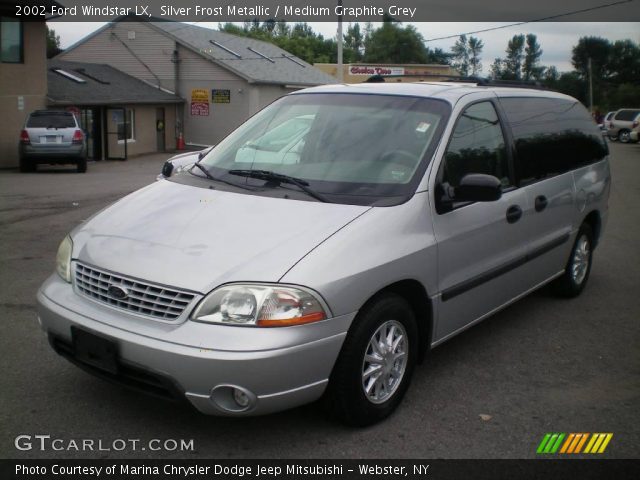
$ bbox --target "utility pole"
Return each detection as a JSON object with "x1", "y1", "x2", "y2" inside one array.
[
  {"x1": 588, "y1": 57, "x2": 594, "y2": 114},
  {"x1": 337, "y1": 0, "x2": 344, "y2": 82}
]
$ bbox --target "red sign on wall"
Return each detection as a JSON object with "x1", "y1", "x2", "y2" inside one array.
[{"x1": 191, "y1": 102, "x2": 209, "y2": 116}]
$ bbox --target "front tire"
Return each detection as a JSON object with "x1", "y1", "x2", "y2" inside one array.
[
  {"x1": 551, "y1": 224, "x2": 594, "y2": 297},
  {"x1": 325, "y1": 293, "x2": 418, "y2": 426}
]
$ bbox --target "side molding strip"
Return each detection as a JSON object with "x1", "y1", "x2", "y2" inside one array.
[{"x1": 441, "y1": 233, "x2": 570, "y2": 302}]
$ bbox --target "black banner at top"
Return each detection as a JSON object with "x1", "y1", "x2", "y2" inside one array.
[{"x1": 5, "y1": 0, "x2": 640, "y2": 22}]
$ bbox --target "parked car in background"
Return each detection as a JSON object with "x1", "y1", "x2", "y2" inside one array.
[
  {"x1": 607, "y1": 109, "x2": 640, "y2": 143},
  {"x1": 158, "y1": 146, "x2": 214, "y2": 180},
  {"x1": 19, "y1": 110, "x2": 87, "y2": 173},
  {"x1": 38, "y1": 82, "x2": 610, "y2": 426},
  {"x1": 603, "y1": 111, "x2": 616, "y2": 130}
]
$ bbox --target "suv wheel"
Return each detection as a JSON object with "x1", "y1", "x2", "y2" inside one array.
[
  {"x1": 551, "y1": 224, "x2": 594, "y2": 297},
  {"x1": 77, "y1": 157, "x2": 87, "y2": 173},
  {"x1": 618, "y1": 129, "x2": 631, "y2": 143},
  {"x1": 324, "y1": 293, "x2": 418, "y2": 426}
]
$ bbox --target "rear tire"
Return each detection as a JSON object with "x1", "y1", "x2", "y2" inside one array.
[
  {"x1": 551, "y1": 224, "x2": 594, "y2": 298},
  {"x1": 618, "y1": 129, "x2": 631, "y2": 143},
  {"x1": 77, "y1": 157, "x2": 87, "y2": 173},
  {"x1": 324, "y1": 293, "x2": 418, "y2": 426}
]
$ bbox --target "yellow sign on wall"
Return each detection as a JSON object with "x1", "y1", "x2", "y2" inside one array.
[{"x1": 191, "y1": 89, "x2": 209, "y2": 103}]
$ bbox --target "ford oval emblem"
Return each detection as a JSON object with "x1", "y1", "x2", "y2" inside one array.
[{"x1": 107, "y1": 285, "x2": 129, "y2": 300}]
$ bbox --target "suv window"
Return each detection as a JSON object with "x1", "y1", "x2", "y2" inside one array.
[
  {"x1": 499, "y1": 97, "x2": 607, "y2": 185},
  {"x1": 442, "y1": 101, "x2": 511, "y2": 189},
  {"x1": 27, "y1": 112, "x2": 76, "y2": 128},
  {"x1": 613, "y1": 109, "x2": 640, "y2": 121}
]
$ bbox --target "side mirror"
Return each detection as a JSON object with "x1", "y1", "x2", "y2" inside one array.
[
  {"x1": 455, "y1": 174, "x2": 502, "y2": 202},
  {"x1": 161, "y1": 161, "x2": 174, "y2": 178}
]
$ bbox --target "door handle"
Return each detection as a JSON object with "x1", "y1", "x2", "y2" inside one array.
[
  {"x1": 506, "y1": 205, "x2": 523, "y2": 224},
  {"x1": 535, "y1": 195, "x2": 548, "y2": 212}
]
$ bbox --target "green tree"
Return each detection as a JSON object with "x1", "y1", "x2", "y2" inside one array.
[
  {"x1": 46, "y1": 25, "x2": 62, "y2": 58},
  {"x1": 451, "y1": 35, "x2": 470, "y2": 76},
  {"x1": 468, "y1": 36, "x2": 484, "y2": 75},
  {"x1": 523, "y1": 34, "x2": 544, "y2": 80},
  {"x1": 425, "y1": 47, "x2": 452, "y2": 65},
  {"x1": 608, "y1": 39, "x2": 640, "y2": 84},
  {"x1": 503, "y1": 34, "x2": 525, "y2": 80},
  {"x1": 571, "y1": 36, "x2": 611, "y2": 80},
  {"x1": 363, "y1": 16, "x2": 430, "y2": 63},
  {"x1": 343, "y1": 23, "x2": 364, "y2": 62},
  {"x1": 489, "y1": 58, "x2": 504, "y2": 79}
]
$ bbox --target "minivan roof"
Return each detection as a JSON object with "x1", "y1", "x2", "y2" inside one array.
[{"x1": 294, "y1": 82, "x2": 578, "y2": 105}]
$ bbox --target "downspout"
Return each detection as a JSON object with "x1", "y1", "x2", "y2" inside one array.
[{"x1": 172, "y1": 44, "x2": 182, "y2": 148}]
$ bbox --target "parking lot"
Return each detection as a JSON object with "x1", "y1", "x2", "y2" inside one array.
[{"x1": 1, "y1": 143, "x2": 638, "y2": 459}]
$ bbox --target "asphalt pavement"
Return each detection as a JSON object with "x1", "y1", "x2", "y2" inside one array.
[{"x1": 0, "y1": 145, "x2": 638, "y2": 459}]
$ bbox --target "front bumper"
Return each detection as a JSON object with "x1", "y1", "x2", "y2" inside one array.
[{"x1": 36, "y1": 274, "x2": 354, "y2": 416}]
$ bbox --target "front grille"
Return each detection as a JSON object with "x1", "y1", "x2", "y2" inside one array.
[{"x1": 74, "y1": 263, "x2": 195, "y2": 321}]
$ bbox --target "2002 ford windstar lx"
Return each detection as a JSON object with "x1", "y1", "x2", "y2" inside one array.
[{"x1": 37, "y1": 81, "x2": 610, "y2": 425}]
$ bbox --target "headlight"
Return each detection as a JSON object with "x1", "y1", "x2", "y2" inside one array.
[
  {"x1": 192, "y1": 284, "x2": 328, "y2": 327},
  {"x1": 56, "y1": 235, "x2": 73, "y2": 283}
]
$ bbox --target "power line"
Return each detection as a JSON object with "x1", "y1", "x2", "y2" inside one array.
[{"x1": 423, "y1": 0, "x2": 634, "y2": 42}]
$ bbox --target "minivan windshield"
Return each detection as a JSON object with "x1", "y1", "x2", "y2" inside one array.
[{"x1": 196, "y1": 93, "x2": 450, "y2": 205}]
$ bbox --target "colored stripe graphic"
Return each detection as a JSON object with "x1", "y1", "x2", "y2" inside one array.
[
  {"x1": 539, "y1": 433, "x2": 613, "y2": 454},
  {"x1": 584, "y1": 433, "x2": 613, "y2": 454},
  {"x1": 537, "y1": 433, "x2": 565, "y2": 454}
]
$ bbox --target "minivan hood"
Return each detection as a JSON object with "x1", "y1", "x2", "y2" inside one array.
[{"x1": 72, "y1": 180, "x2": 369, "y2": 293}]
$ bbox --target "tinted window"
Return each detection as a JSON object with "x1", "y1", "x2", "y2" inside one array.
[
  {"x1": 442, "y1": 101, "x2": 511, "y2": 188},
  {"x1": 614, "y1": 109, "x2": 640, "y2": 121},
  {"x1": 500, "y1": 97, "x2": 607, "y2": 185},
  {"x1": 27, "y1": 112, "x2": 76, "y2": 128}
]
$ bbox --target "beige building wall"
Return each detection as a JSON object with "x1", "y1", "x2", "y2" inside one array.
[
  {"x1": 105, "y1": 104, "x2": 177, "y2": 158},
  {"x1": 0, "y1": 21, "x2": 47, "y2": 168},
  {"x1": 315, "y1": 63, "x2": 458, "y2": 83}
]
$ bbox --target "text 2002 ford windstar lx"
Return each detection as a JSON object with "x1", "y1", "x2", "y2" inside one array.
[{"x1": 37, "y1": 82, "x2": 610, "y2": 426}]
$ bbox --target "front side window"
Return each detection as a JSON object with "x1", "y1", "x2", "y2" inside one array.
[
  {"x1": 0, "y1": 18, "x2": 23, "y2": 63},
  {"x1": 194, "y1": 93, "x2": 450, "y2": 205},
  {"x1": 441, "y1": 101, "x2": 511, "y2": 189}
]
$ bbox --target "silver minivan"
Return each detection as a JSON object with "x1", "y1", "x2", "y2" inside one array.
[{"x1": 37, "y1": 82, "x2": 610, "y2": 425}]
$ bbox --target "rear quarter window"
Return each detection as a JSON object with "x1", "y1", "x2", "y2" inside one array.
[
  {"x1": 499, "y1": 97, "x2": 607, "y2": 186},
  {"x1": 613, "y1": 109, "x2": 640, "y2": 121},
  {"x1": 27, "y1": 112, "x2": 76, "y2": 128}
]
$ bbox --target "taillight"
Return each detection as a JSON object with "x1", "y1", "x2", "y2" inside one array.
[
  {"x1": 20, "y1": 129, "x2": 30, "y2": 144},
  {"x1": 72, "y1": 129, "x2": 84, "y2": 144}
]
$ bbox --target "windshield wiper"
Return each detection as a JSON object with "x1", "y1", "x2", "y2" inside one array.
[
  {"x1": 228, "y1": 169, "x2": 329, "y2": 203},
  {"x1": 189, "y1": 163, "x2": 253, "y2": 191}
]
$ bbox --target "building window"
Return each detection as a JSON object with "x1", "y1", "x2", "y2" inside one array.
[
  {"x1": 117, "y1": 109, "x2": 135, "y2": 142},
  {"x1": 0, "y1": 18, "x2": 23, "y2": 63}
]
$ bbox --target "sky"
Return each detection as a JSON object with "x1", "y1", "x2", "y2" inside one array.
[{"x1": 50, "y1": 21, "x2": 640, "y2": 73}]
